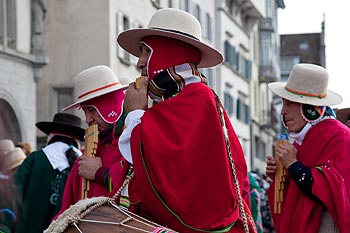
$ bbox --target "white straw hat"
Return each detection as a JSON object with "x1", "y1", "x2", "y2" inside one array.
[
  {"x1": 117, "y1": 8, "x2": 223, "y2": 68},
  {"x1": 63, "y1": 65, "x2": 128, "y2": 110},
  {"x1": 0, "y1": 139, "x2": 26, "y2": 172},
  {"x1": 269, "y1": 63, "x2": 342, "y2": 106},
  {"x1": 0, "y1": 139, "x2": 15, "y2": 154}
]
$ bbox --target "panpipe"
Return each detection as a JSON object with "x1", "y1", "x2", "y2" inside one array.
[
  {"x1": 274, "y1": 134, "x2": 288, "y2": 214},
  {"x1": 134, "y1": 76, "x2": 144, "y2": 90},
  {"x1": 81, "y1": 124, "x2": 99, "y2": 200}
]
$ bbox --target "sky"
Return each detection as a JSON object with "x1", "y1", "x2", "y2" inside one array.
[{"x1": 278, "y1": 0, "x2": 350, "y2": 109}]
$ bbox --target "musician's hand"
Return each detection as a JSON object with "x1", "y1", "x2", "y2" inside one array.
[
  {"x1": 124, "y1": 76, "x2": 149, "y2": 114},
  {"x1": 275, "y1": 142, "x2": 297, "y2": 168},
  {"x1": 265, "y1": 156, "x2": 276, "y2": 180},
  {"x1": 78, "y1": 156, "x2": 102, "y2": 180}
]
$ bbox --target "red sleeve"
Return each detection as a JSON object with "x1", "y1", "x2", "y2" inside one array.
[
  {"x1": 108, "y1": 157, "x2": 130, "y2": 196},
  {"x1": 94, "y1": 166, "x2": 109, "y2": 188}
]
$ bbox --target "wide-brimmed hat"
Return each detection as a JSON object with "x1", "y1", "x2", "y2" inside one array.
[
  {"x1": 0, "y1": 139, "x2": 26, "y2": 172},
  {"x1": 63, "y1": 65, "x2": 128, "y2": 110},
  {"x1": 269, "y1": 63, "x2": 342, "y2": 106},
  {"x1": 117, "y1": 8, "x2": 223, "y2": 68},
  {"x1": 36, "y1": 113, "x2": 85, "y2": 141}
]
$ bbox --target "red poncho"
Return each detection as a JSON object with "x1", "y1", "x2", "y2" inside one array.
[
  {"x1": 268, "y1": 119, "x2": 350, "y2": 232},
  {"x1": 128, "y1": 83, "x2": 255, "y2": 232}
]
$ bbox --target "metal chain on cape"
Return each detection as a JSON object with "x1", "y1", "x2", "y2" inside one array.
[{"x1": 213, "y1": 90, "x2": 250, "y2": 233}]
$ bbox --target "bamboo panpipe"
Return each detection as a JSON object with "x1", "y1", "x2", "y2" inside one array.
[
  {"x1": 81, "y1": 124, "x2": 99, "y2": 200},
  {"x1": 274, "y1": 135, "x2": 288, "y2": 214},
  {"x1": 134, "y1": 76, "x2": 144, "y2": 90}
]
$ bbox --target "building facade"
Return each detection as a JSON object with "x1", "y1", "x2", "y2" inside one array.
[
  {"x1": 280, "y1": 21, "x2": 326, "y2": 81},
  {"x1": 0, "y1": 0, "x2": 47, "y2": 149},
  {"x1": 250, "y1": 0, "x2": 285, "y2": 172}
]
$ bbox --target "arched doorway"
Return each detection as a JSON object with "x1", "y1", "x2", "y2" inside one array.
[{"x1": 0, "y1": 99, "x2": 22, "y2": 142}]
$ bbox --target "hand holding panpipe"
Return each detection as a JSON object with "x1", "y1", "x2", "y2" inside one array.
[
  {"x1": 81, "y1": 124, "x2": 99, "y2": 200},
  {"x1": 274, "y1": 134, "x2": 288, "y2": 214}
]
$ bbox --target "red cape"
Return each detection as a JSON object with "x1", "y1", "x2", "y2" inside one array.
[
  {"x1": 129, "y1": 83, "x2": 255, "y2": 232},
  {"x1": 268, "y1": 119, "x2": 350, "y2": 232}
]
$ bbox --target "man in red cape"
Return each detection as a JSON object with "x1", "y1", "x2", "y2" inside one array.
[
  {"x1": 266, "y1": 63, "x2": 350, "y2": 232},
  {"x1": 117, "y1": 8, "x2": 256, "y2": 233},
  {"x1": 55, "y1": 65, "x2": 130, "y2": 217}
]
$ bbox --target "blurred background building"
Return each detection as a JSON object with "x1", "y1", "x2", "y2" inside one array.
[
  {"x1": 280, "y1": 20, "x2": 326, "y2": 81},
  {"x1": 0, "y1": 0, "x2": 48, "y2": 148}
]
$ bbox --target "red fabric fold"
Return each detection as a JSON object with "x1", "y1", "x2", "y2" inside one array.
[
  {"x1": 268, "y1": 119, "x2": 350, "y2": 233},
  {"x1": 129, "y1": 83, "x2": 254, "y2": 232}
]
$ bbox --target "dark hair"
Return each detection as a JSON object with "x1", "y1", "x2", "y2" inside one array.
[{"x1": 48, "y1": 135, "x2": 80, "y2": 168}]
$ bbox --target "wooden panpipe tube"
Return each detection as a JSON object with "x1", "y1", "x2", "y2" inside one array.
[
  {"x1": 134, "y1": 76, "x2": 144, "y2": 90},
  {"x1": 81, "y1": 124, "x2": 99, "y2": 199},
  {"x1": 274, "y1": 134, "x2": 288, "y2": 214}
]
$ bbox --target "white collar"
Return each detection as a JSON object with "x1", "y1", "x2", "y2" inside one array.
[{"x1": 43, "y1": 142, "x2": 82, "y2": 171}]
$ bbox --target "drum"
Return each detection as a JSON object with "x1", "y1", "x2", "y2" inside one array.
[{"x1": 45, "y1": 196, "x2": 177, "y2": 233}]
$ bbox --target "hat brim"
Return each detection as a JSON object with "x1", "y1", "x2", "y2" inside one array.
[
  {"x1": 269, "y1": 82, "x2": 343, "y2": 106},
  {"x1": 62, "y1": 84, "x2": 128, "y2": 111},
  {"x1": 36, "y1": 122, "x2": 85, "y2": 141},
  {"x1": 117, "y1": 28, "x2": 223, "y2": 68}
]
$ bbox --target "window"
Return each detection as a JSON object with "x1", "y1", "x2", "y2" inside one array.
[
  {"x1": 255, "y1": 136, "x2": 266, "y2": 160},
  {"x1": 226, "y1": 0, "x2": 237, "y2": 16},
  {"x1": 238, "y1": 57, "x2": 252, "y2": 80},
  {"x1": 224, "y1": 83, "x2": 234, "y2": 116},
  {"x1": 265, "y1": 0, "x2": 273, "y2": 18},
  {"x1": 239, "y1": 54, "x2": 246, "y2": 77},
  {"x1": 224, "y1": 40, "x2": 238, "y2": 70},
  {"x1": 236, "y1": 96, "x2": 250, "y2": 124},
  {"x1": 203, "y1": 13, "x2": 212, "y2": 41},
  {"x1": 280, "y1": 56, "x2": 300, "y2": 77},
  {"x1": 180, "y1": 0, "x2": 189, "y2": 12},
  {"x1": 193, "y1": 4, "x2": 201, "y2": 23},
  {"x1": 117, "y1": 12, "x2": 130, "y2": 61},
  {"x1": 299, "y1": 42, "x2": 309, "y2": 51},
  {"x1": 54, "y1": 87, "x2": 73, "y2": 113},
  {"x1": 260, "y1": 31, "x2": 272, "y2": 66},
  {"x1": 224, "y1": 92, "x2": 234, "y2": 116},
  {"x1": 0, "y1": 0, "x2": 16, "y2": 49}
]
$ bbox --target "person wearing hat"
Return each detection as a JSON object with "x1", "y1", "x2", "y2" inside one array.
[
  {"x1": 265, "y1": 63, "x2": 350, "y2": 233},
  {"x1": 117, "y1": 8, "x2": 255, "y2": 233},
  {"x1": 13, "y1": 113, "x2": 84, "y2": 233},
  {"x1": 0, "y1": 139, "x2": 26, "y2": 233},
  {"x1": 0, "y1": 139, "x2": 26, "y2": 174},
  {"x1": 15, "y1": 141, "x2": 33, "y2": 156},
  {"x1": 55, "y1": 65, "x2": 131, "y2": 218},
  {"x1": 335, "y1": 108, "x2": 350, "y2": 127}
]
